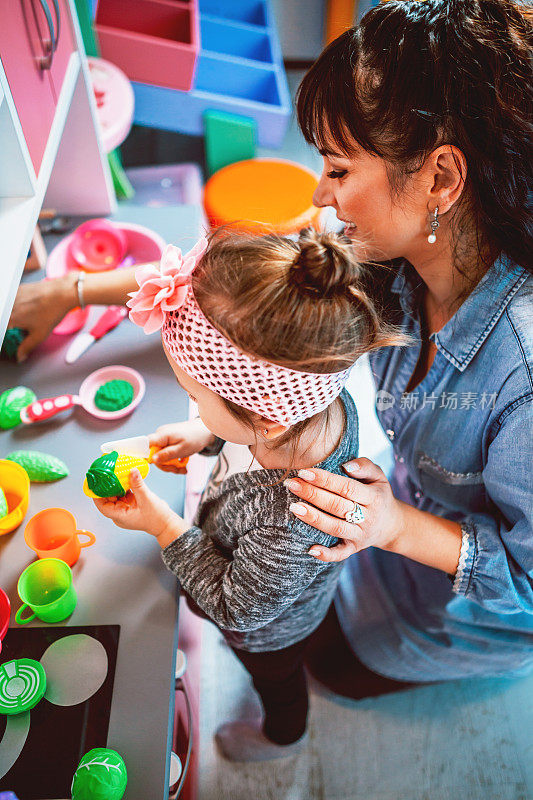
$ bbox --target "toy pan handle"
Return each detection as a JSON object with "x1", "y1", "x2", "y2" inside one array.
[{"x1": 20, "y1": 394, "x2": 78, "y2": 423}]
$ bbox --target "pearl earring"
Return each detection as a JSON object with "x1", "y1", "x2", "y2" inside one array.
[
  {"x1": 263, "y1": 429, "x2": 269, "y2": 436},
  {"x1": 428, "y1": 206, "x2": 439, "y2": 244}
]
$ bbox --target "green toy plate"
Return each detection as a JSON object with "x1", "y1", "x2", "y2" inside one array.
[
  {"x1": 0, "y1": 658, "x2": 47, "y2": 715},
  {"x1": 6, "y1": 451, "x2": 69, "y2": 482}
]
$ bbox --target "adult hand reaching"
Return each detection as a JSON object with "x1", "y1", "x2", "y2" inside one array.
[
  {"x1": 8, "y1": 274, "x2": 76, "y2": 361},
  {"x1": 8, "y1": 264, "x2": 140, "y2": 361}
]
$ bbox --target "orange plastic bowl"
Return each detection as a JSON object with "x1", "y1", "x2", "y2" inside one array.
[{"x1": 204, "y1": 158, "x2": 321, "y2": 235}]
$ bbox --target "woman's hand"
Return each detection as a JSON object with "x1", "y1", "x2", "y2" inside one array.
[
  {"x1": 8, "y1": 275, "x2": 76, "y2": 361},
  {"x1": 93, "y1": 469, "x2": 189, "y2": 548},
  {"x1": 149, "y1": 418, "x2": 215, "y2": 474},
  {"x1": 285, "y1": 457, "x2": 407, "y2": 562}
]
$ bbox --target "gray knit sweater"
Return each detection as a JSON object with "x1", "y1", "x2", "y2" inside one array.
[{"x1": 161, "y1": 390, "x2": 358, "y2": 652}]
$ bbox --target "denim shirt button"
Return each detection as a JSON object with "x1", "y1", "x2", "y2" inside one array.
[
  {"x1": 386, "y1": 429, "x2": 395, "y2": 441},
  {"x1": 414, "y1": 490, "x2": 422, "y2": 501},
  {"x1": 399, "y1": 456, "x2": 405, "y2": 463}
]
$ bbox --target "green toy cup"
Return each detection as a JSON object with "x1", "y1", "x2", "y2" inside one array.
[{"x1": 16, "y1": 558, "x2": 77, "y2": 624}]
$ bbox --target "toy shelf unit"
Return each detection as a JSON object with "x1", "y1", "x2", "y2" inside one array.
[
  {"x1": 95, "y1": 0, "x2": 200, "y2": 92},
  {"x1": 0, "y1": 0, "x2": 115, "y2": 344},
  {"x1": 131, "y1": 0, "x2": 291, "y2": 148}
]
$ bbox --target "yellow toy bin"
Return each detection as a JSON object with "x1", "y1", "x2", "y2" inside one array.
[{"x1": 0, "y1": 459, "x2": 30, "y2": 535}]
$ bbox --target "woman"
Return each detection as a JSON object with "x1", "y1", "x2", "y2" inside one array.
[
  {"x1": 286, "y1": 0, "x2": 533, "y2": 694},
  {"x1": 8, "y1": 0, "x2": 532, "y2": 693}
]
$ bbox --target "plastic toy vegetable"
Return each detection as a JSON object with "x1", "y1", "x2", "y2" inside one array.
[
  {"x1": 0, "y1": 386, "x2": 36, "y2": 429},
  {"x1": 71, "y1": 748, "x2": 127, "y2": 800},
  {"x1": 6, "y1": 451, "x2": 69, "y2": 483},
  {"x1": 83, "y1": 436, "x2": 188, "y2": 499}
]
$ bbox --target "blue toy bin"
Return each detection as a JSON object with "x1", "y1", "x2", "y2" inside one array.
[
  {"x1": 201, "y1": 17, "x2": 273, "y2": 63},
  {"x1": 200, "y1": 0, "x2": 267, "y2": 26}
]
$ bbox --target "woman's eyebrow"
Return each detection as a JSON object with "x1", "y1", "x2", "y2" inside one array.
[{"x1": 319, "y1": 147, "x2": 342, "y2": 157}]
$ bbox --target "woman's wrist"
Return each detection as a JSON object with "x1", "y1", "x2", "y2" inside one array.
[{"x1": 384, "y1": 501, "x2": 462, "y2": 575}]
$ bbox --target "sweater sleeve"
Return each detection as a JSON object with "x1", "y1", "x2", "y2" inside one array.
[
  {"x1": 161, "y1": 521, "x2": 336, "y2": 631},
  {"x1": 452, "y1": 398, "x2": 533, "y2": 613}
]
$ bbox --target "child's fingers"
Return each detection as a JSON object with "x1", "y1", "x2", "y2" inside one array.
[
  {"x1": 157, "y1": 465, "x2": 187, "y2": 475},
  {"x1": 152, "y1": 444, "x2": 188, "y2": 465}
]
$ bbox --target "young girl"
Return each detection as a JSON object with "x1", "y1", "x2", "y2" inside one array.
[{"x1": 94, "y1": 228, "x2": 405, "y2": 761}]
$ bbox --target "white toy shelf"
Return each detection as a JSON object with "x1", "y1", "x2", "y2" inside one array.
[{"x1": 0, "y1": 0, "x2": 115, "y2": 343}]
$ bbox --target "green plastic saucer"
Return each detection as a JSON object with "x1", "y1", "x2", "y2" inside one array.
[{"x1": 0, "y1": 658, "x2": 47, "y2": 715}]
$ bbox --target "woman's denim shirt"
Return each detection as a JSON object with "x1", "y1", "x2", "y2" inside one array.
[{"x1": 336, "y1": 256, "x2": 533, "y2": 681}]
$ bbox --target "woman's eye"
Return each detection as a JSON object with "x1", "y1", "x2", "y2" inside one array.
[{"x1": 327, "y1": 169, "x2": 348, "y2": 179}]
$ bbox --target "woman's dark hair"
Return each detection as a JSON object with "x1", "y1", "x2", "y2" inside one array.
[{"x1": 297, "y1": 0, "x2": 532, "y2": 273}]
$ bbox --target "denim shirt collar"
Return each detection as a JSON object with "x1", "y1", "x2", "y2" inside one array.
[{"x1": 390, "y1": 256, "x2": 528, "y2": 372}]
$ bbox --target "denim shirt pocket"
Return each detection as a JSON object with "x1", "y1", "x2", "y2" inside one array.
[{"x1": 417, "y1": 453, "x2": 487, "y2": 514}]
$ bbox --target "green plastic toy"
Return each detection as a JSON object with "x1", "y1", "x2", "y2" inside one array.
[
  {"x1": 1, "y1": 327, "x2": 26, "y2": 361},
  {"x1": 71, "y1": 748, "x2": 128, "y2": 800},
  {"x1": 0, "y1": 487, "x2": 7, "y2": 519},
  {"x1": 94, "y1": 380, "x2": 134, "y2": 412},
  {"x1": 0, "y1": 386, "x2": 36, "y2": 429},
  {"x1": 6, "y1": 451, "x2": 69, "y2": 482},
  {"x1": 0, "y1": 658, "x2": 47, "y2": 715}
]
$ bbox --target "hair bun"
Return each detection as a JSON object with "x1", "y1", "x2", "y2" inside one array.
[{"x1": 290, "y1": 228, "x2": 358, "y2": 297}]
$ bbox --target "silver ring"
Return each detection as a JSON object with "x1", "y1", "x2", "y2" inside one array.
[{"x1": 345, "y1": 502, "x2": 365, "y2": 524}]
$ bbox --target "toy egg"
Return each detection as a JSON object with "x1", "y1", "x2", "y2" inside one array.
[
  {"x1": 83, "y1": 451, "x2": 149, "y2": 499},
  {"x1": 71, "y1": 747, "x2": 127, "y2": 800}
]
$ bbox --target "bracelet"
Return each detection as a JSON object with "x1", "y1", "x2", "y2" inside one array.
[{"x1": 76, "y1": 271, "x2": 86, "y2": 310}]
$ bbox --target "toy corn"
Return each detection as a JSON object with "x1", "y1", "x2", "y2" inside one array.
[
  {"x1": 83, "y1": 451, "x2": 150, "y2": 499},
  {"x1": 83, "y1": 436, "x2": 188, "y2": 499}
]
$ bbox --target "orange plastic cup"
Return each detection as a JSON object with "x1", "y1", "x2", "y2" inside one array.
[
  {"x1": 24, "y1": 508, "x2": 96, "y2": 567},
  {"x1": 0, "y1": 459, "x2": 30, "y2": 535}
]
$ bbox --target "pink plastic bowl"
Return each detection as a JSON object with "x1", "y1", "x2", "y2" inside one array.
[{"x1": 46, "y1": 221, "x2": 166, "y2": 335}]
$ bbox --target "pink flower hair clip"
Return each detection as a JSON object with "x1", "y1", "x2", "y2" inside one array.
[{"x1": 127, "y1": 237, "x2": 208, "y2": 334}]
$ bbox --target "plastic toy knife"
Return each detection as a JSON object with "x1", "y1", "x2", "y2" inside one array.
[
  {"x1": 100, "y1": 435, "x2": 188, "y2": 470},
  {"x1": 65, "y1": 306, "x2": 128, "y2": 363}
]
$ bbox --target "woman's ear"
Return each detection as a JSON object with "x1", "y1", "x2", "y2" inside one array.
[{"x1": 426, "y1": 145, "x2": 468, "y2": 214}]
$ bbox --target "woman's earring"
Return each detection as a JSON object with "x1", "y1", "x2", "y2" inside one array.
[
  {"x1": 428, "y1": 206, "x2": 439, "y2": 244},
  {"x1": 263, "y1": 429, "x2": 269, "y2": 436}
]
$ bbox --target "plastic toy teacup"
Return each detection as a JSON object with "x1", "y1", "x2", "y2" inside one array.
[
  {"x1": 0, "y1": 459, "x2": 30, "y2": 536},
  {"x1": 0, "y1": 588, "x2": 10, "y2": 653},
  {"x1": 16, "y1": 559, "x2": 77, "y2": 625},
  {"x1": 24, "y1": 508, "x2": 96, "y2": 567}
]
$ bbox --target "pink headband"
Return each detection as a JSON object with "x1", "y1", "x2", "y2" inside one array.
[{"x1": 127, "y1": 240, "x2": 351, "y2": 426}]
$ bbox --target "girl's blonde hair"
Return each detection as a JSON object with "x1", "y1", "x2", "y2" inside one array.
[{"x1": 191, "y1": 226, "x2": 408, "y2": 449}]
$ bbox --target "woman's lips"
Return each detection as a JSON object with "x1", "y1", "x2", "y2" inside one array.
[{"x1": 342, "y1": 222, "x2": 357, "y2": 236}]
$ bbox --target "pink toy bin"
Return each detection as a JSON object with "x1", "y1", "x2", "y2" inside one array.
[
  {"x1": 95, "y1": 0, "x2": 200, "y2": 92},
  {"x1": 46, "y1": 221, "x2": 166, "y2": 335}
]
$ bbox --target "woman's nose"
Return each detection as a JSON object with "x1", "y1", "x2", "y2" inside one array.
[{"x1": 313, "y1": 174, "x2": 335, "y2": 209}]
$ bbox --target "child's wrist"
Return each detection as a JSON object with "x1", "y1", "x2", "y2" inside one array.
[{"x1": 155, "y1": 511, "x2": 189, "y2": 549}]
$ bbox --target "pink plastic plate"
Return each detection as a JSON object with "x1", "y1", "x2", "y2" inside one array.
[
  {"x1": 80, "y1": 365, "x2": 146, "y2": 421},
  {"x1": 47, "y1": 222, "x2": 166, "y2": 335},
  {"x1": 88, "y1": 57, "x2": 135, "y2": 153}
]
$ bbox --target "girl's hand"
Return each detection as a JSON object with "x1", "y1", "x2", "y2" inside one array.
[
  {"x1": 149, "y1": 418, "x2": 215, "y2": 473},
  {"x1": 93, "y1": 469, "x2": 187, "y2": 546},
  {"x1": 285, "y1": 457, "x2": 407, "y2": 562}
]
